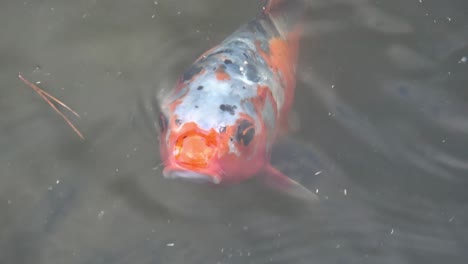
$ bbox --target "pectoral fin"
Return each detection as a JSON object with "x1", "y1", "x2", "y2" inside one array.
[{"x1": 261, "y1": 164, "x2": 318, "y2": 202}]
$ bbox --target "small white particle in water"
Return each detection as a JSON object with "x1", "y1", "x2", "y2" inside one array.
[
  {"x1": 177, "y1": 11, "x2": 181, "y2": 15},
  {"x1": 343, "y1": 189, "x2": 347, "y2": 196},
  {"x1": 221, "y1": 248, "x2": 224, "y2": 253},
  {"x1": 458, "y1": 56, "x2": 467, "y2": 64},
  {"x1": 325, "y1": 196, "x2": 329, "y2": 200},
  {"x1": 239, "y1": 66, "x2": 244, "y2": 71},
  {"x1": 115, "y1": 168, "x2": 119, "y2": 173},
  {"x1": 98, "y1": 210, "x2": 105, "y2": 219},
  {"x1": 50, "y1": 7, "x2": 54, "y2": 11},
  {"x1": 243, "y1": 60, "x2": 248, "y2": 64},
  {"x1": 336, "y1": 244, "x2": 341, "y2": 249},
  {"x1": 126, "y1": 154, "x2": 130, "y2": 158},
  {"x1": 315, "y1": 189, "x2": 319, "y2": 194},
  {"x1": 243, "y1": 226, "x2": 249, "y2": 231},
  {"x1": 133, "y1": 147, "x2": 138, "y2": 151},
  {"x1": 154, "y1": 1, "x2": 158, "y2": 5},
  {"x1": 36, "y1": 81, "x2": 41, "y2": 85},
  {"x1": 390, "y1": 228, "x2": 394, "y2": 235},
  {"x1": 433, "y1": 19, "x2": 437, "y2": 23},
  {"x1": 331, "y1": 84, "x2": 335, "y2": 88},
  {"x1": 7, "y1": 200, "x2": 12, "y2": 205},
  {"x1": 166, "y1": 243, "x2": 175, "y2": 247},
  {"x1": 446, "y1": 17, "x2": 452, "y2": 22},
  {"x1": 418, "y1": 0, "x2": 422, "y2": 3},
  {"x1": 315, "y1": 171, "x2": 322, "y2": 175},
  {"x1": 247, "y1": 251, "x2": 251, "y2": 256},
  {"x1": 448, "y1": 216, "x2": 455, "y2": 222},
  {"x1": 56, "y1": 180, "x2": 60, "y2": 184},
  {"x1": 48, "y1": 186, "x2": 53, "y2": 191},
  {"x1": 442, "y1": 139, "x2": 446, "y2": 143},
  {"x1": 151, "y1": 14, "x2": 156, "y2": 19}
]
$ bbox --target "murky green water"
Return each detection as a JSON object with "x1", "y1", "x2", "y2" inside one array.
[{"x1": 1, "y1": 0, "x2": 467, "y2": 263}]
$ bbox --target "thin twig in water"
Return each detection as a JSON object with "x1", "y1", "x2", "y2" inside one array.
[{"x1": 18, "y1": 73, "x2": 84, "y2": 140}]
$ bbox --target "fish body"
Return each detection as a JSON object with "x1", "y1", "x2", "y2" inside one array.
[{"x1": 158, "y1": 0, "x2": 314, "y2": 198}]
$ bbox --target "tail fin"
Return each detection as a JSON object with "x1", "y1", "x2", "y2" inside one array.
[{"x1": 262, "y1": 0, "x2": 306, "y2": 36}]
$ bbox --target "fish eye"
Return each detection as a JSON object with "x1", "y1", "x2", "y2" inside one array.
[
  {"x1": 236, "y1": 120, "x2": 255, "y2": 146},
  {"x1": 158, "y1": 113, "x2": 168, "y2": 132}
]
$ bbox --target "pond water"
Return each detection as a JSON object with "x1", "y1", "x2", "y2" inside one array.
[{"x1": 1, "y1": 0, "x2": 467, "y2": 263}]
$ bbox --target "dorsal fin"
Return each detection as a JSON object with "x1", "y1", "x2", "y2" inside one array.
[{"x1": 261, "y1": 0, "x2": 306, "y2": 38}]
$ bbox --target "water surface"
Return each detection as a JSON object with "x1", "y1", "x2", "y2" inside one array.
[{"x1": 1, "y1": 0, "x2": 467, "y2": 263}]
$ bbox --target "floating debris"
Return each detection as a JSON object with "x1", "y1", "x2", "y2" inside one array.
[{"x1": 18, "y1": 73, "x2": 84, "y2": 139}]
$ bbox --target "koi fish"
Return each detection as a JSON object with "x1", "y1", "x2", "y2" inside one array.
[{"x1": 158, "y1": 0, "x2": 316, "y2": 199}]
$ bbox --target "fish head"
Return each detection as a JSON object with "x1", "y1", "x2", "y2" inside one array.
[
  {"x1": 158, "y1": 75, "x2": 271, "y2": 184},
  {"x1": 159, "y1": 112, "x2": 269, "y2": 185}
]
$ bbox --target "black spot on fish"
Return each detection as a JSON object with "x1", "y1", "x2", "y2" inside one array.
[
  {"x1": 245, "y1": 64, "x2": 260, "y2": 83},
  {"x1": 236, "y1": 120, "x2": 255, "y2": 146},
  {"x1": 195, "y1": 105, "x2": 199, "y2": 108},
  {"x1": 243, "y1": 52, "x2": 249, "y2": 59},
  {"x1": 219, "y1": 126, "x2": 226, "y2": 133},
  {"x1": 175, "y1": 119, "x2": 183, "y2": 126},
  {"x1": 224, "y1": 59, "x2": 232, "y2": 64},
  {"x1": 182, "y1": 66, "x2": 203, "y2": 82},
  {"x1": 242, "y1": 86, "x2": 246, "y2": 90},
  {"x1": 197, "y1": 86, "x2": 203, "y2": 90},
  {"x1": 219, "y1": 104, "x2": 237, "y2": 115}
]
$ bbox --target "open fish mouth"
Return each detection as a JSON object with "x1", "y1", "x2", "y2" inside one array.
[{"x1": 163, "y1": 169, "x2": 221, "y2": 184}]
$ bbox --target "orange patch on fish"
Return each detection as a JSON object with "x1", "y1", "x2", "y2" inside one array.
[
  {"x1": 256, "y1": 38, "x2": 294, "y2": 90},
  {"x1": 215, "y1": 67, "x2": 231, "y2": 81}
]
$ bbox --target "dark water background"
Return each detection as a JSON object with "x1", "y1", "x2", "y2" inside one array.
[{"x1": 1, "y1": 0, "x2": 467, "y2": 263}]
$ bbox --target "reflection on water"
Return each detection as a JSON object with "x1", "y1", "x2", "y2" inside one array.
[{"x1": 1, "y1": 0, "x2": 467, "y2": 263}]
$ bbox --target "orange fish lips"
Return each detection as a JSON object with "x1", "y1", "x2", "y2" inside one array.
[
  {"x1": 174, "y1": 133, "x2": 216, "y2": 167},
  {"x1": 163, "y1": 129, "x2": 222, "y2": 184}
]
